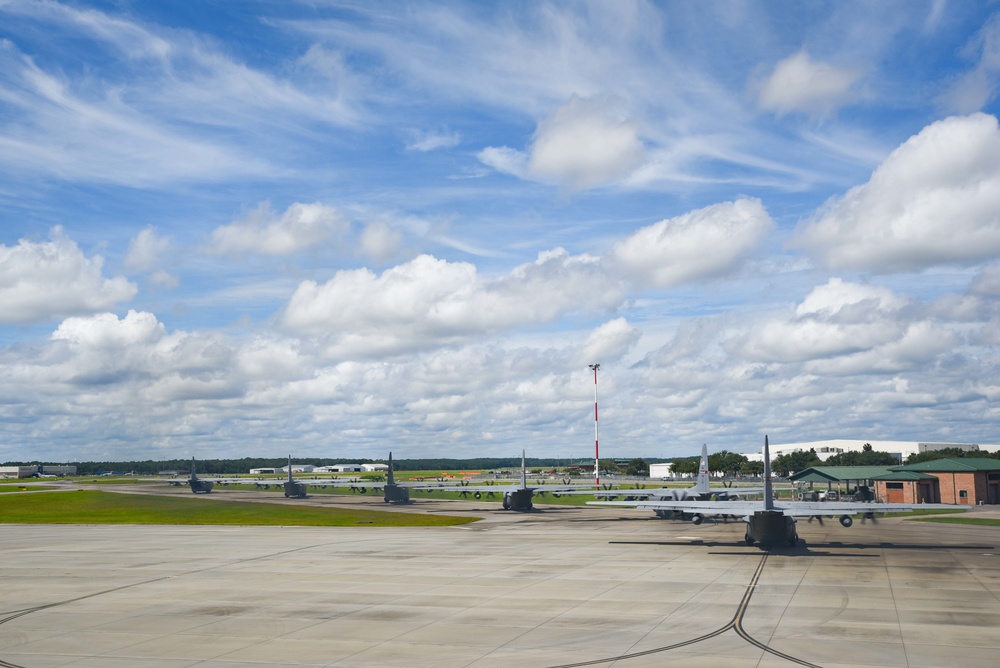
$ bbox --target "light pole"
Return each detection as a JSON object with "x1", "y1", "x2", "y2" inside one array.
[{"x1": 589, "y1": 363, "x2": 600, "y2": 489}]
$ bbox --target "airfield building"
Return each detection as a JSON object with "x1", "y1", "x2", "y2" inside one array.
[
  {"x1": 0, "y1": 465, "x2": 38, "y2": 479},
  {"x1": 746, "y1": 439, "x2": 991, "y2": 463}
]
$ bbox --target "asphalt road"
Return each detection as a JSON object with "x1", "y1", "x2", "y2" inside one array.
[{"x1": 1, "y1": 486, "x2": 998, "y2": 667}]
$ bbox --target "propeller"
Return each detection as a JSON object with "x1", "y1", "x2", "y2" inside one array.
[
  {"x1": 807, "y1": 515, "x2": 825, "y2": 525},
  {"x1": 861, "y1": 512, "x2": 878, "y2": 524}
]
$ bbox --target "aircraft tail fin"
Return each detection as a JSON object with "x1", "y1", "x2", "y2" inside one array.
[
  {"x1": 287, "y1": 455, "x2": 293, "y2": 483},
  {"x1": 190, "y1": 457, "x2": 198, "y2": 480},
  {"x1": 763, "y1": 435, "x2": 774, "y2": 510},
  {"x1": 521, "y1": 449, "x2": 527, "y2": 488},
  {"x1": 387, "y1": 452, "x2": 395, "y2": 485},
  {"x1": 694, "y1": 443, "x2": 710, "y2": 494}
]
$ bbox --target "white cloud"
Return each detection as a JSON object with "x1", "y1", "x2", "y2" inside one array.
[
  {"x1": 939, "y1": 14, "x2": 1000, "y2": 113},
  {"x1": 580, "y1": 318, "x2": 640, "y2": 365},
  {"x1": 972, "y1": 264, "x2": 1000, "y2": 296},
  {"x1": 50, "y1": 310, "x2": 248, "y2": 400},
  {"x1": 280, "y1": 250, "x2": 626, "y2": 357},
  {"x1": 736, "y1": 279, "x2": 910, "y2": 363},
  {"x1": 358, "y1": 221, "x2": 404, "y2": 263},
  {"x1": 209, "y1": 202, "x2": 348, "y2": 256},
  {"x1": 480, "y1": 96, "x2": 646, "y2": 191},
  {"x1": 792, "y1": 113, "x2": 1000, "y2": 272},
  {"x1": 526, "y1": 96, "x2": 646, "y2": 190},
  {"x1": 0, "y1": 227, "x2": 136, "y2": 324},
  {"x1": 405, "y1": 129, "x2": 461, "y2": 152},
  {"x1": 609, "y1": 199, "x2": 774, "y2": 289},
  {"x1": 124, "y1": 227, "x2": 172, "y2": 274},
  {"x1": 755, "y1": 51, "x2": 861, "y2": 117}
]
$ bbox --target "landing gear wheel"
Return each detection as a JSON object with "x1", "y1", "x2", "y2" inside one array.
[
  {"x1": 745, "y1": 533, "x2": 754, "y2": 546},
  {"x1": 789, "y1": 535, "x2": 797, "y2": 546}
]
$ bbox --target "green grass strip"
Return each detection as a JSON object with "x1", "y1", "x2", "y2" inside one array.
[
  {"x1": 0, "y1": 490, "x2": 477, "y2": 527},
  {"x1": 911, "y1": 515, "x2": 1000, "y2": 526},
  {"x1": 0, "y1": 484, "x2": 54, "y2": 493}
]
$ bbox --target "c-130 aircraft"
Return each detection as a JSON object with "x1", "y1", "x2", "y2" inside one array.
[{"x1": 589, "y1": 435, "x2": 959, "y2": 547}]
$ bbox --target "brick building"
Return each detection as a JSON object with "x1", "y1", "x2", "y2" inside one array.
[{"x1": 891, "y1": 458, "x2": 1000, "y2": 506}]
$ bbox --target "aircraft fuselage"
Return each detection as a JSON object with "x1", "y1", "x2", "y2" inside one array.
[{"x1": 745, "y1": 510, "x2": 797, "y2": 547}]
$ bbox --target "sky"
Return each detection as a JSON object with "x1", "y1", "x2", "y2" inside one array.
[{"x1": 1, "y1": 0, "x2": 999, "y2": 463}]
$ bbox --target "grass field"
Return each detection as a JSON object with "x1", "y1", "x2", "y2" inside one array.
[
  {"x1": 0, "y1": 490, "x2": 478, "y2": 527},
  {"x1": 0, "y1": 484, "x2": 55, "y2": 493},
  {"x1": 913, "y1": 515, "x2": 1000, "y2": 526}
]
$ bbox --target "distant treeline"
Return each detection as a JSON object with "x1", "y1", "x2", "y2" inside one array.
[{"x1": 1, "y1": 456, "x2": 672, "y2": 476}]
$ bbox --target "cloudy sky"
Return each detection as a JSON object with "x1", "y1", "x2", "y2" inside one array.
[{"x1": 2, "y1": 0, "x2": 999, "y2": 463}]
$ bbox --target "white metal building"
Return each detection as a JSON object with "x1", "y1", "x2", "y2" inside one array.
[
  {"x1": 744, "y1": 440, "x2": 998, "y2": 462},
  {"x1": 0, "y1": 465, "x2": 38, "y2": 479}
]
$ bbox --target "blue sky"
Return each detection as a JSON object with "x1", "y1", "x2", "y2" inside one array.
[{"x1": 1, "y1": 0, "x2": 999, "y2": 462}]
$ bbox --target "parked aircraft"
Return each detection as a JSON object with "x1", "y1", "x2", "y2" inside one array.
[
  {"x1": 280, "y1": 455, "x2": 308, "y2": 498},
  {"x1": 588, "y1": 436, "x2": 955, "y2": 547},
  {"x1": 183, "y1": 458, "x2": 214, "y2": 494},
  {"x1": 415, "y1": 450, "x2": 604, "y2": 511},
  {"x1": 577, "y1": 444, "x2": 765, "y2": 517},
  {"x1": 342, "y1": 452, "x2": 412, "y2": 504}
]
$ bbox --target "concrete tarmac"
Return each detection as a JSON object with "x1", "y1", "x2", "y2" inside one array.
[{"x1": 2, "y1": 489, "x2": 1000, "y2": 667}]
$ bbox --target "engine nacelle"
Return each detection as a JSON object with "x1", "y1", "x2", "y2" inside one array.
[
  {"x1": 691, "y1": 513, "x2": 705, "y2": 525},
  {"x1": 839, "y1": 514, "x2": 853, "y2": 528}
]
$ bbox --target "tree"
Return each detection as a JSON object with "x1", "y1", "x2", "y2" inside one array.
[
  {"x1": 599, "y1": 459, "x2": 621, "y2": 474},
  {"x1": 708, "y1": 450, "x2": 749, "y2": 477},
  {"x1": 740, "y1": 460, "x2": 764, "y2": 477},
  {"x1": 624, "y1": 458, "x2": 648, "y2": 477},
  {"x1": 904, "y1": 447, "x2": 979, "y2": 465},
  {"x1": 825, "y1": 450, "x2": 898, "y2": 466},
  {"x1": 771, "y1": 450, "x2": 821, "y2": 476},
  {"x1": 669, "y1": 457, "x2": 699, "y2": 476}
]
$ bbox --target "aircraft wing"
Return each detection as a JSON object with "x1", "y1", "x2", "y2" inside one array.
[
  {"x1": 588, "y1": 499, "x2": 760, "y2": 515},
  {"x1": 589, "y1": 498, "x2": 954, "y2": 517},
  {"x1": 771, "y1": 501, "x2": 954, "y2": 516}
]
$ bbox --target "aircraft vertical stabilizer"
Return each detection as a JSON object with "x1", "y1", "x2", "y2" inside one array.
[
  {"x1": 763, "y1": 435, "x2": 774, "y2": 511},
  {"x1": 694, "y1": 444, "x2": 710, "y2": 495}
]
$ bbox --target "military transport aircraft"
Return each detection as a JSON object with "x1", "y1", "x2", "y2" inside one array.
[
  {"x1": 412, "y1": 450, "x2": 608, "y2": 511},
  {"x1": 574, "y1": 443, "x2": 766, "y2": 517},
  {"x1": 173, "y1": 458, "x2": 214, "y2": 493},
  {"x1": 588, "y1": 436, "x2": 957, "y2": 547},
  {"x1": 339, "y1": 452, "x2": 414, "y2": 504}
]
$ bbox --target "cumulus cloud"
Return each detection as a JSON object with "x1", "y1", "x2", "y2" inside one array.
[
  {"x1": 736, "y1": 279, "x2": 910, "y2": 363},
  {"x1": 279, "y1": 250, "x2": 626, "y2": 356},
  {"x1": 608, "y1": 199, "x2": 774, "y2": 289},
  {"x1": 580, "y1": 318, "x2": 640, "y2": 364},
  {"x1": 479, "y1": 95, "x2": 646, "y2": 191},
  {"x1": 50, "y1": 310, "x2": 247, "y2": 400},
  {"x1": 209, "y1": 201, "x2": 348, "y2": 256},
  {"x1": 755, "y1": 51, "x2": 861, "y2": 117},
  {"x1": 0, "y1": 227, "x2": 136, "y2": 324},
  {"x1": 792, "y1": 113, "x2": 1000, "y2": 272}
]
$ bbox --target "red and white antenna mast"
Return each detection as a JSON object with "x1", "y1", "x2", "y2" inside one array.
[{"x1": 589, "y1": 363, "x2": 600, "y2": 489}]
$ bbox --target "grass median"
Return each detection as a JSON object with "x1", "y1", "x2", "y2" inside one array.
[{"x1": 0, "y1": 489, "x2": 478, "y2": 527}]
